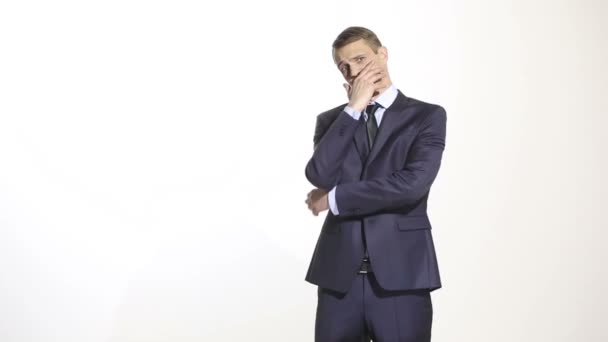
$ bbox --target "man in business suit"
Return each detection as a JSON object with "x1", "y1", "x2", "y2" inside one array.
[{"x1": 304, "y1": 27, "x2": 447, "y2": 342}]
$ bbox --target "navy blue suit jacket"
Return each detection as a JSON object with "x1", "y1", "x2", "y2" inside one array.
[{"x1": 305, "y1": 90, "x2": 446, "y2": 293}]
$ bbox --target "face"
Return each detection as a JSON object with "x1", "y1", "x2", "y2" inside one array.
[{"x1": 333, "y1": 39, "x2": 389, "y2": 85}]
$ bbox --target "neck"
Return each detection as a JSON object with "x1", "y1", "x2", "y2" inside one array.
[{"x1": 372, "y1": 79, "x2": 393, "y2": 101}]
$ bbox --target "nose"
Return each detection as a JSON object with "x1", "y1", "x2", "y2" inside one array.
[
  {"x1": 345, "y1": 65, "x2": 363, "y2": 84},
  {"x1": 350, "y1": 65, "x2": 363, "y2": 79}
]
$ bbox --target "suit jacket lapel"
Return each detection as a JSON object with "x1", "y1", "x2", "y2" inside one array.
[
  {"x1": 365, "y1": 91, "x2": 410, "y2": 167},
  {"x1": 353, "y1": 119, "x2": 369, "y2": 162}
]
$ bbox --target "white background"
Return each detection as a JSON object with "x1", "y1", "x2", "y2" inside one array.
[{"x1": 1, "y1": 0, "x2": 607, "y2": 341}]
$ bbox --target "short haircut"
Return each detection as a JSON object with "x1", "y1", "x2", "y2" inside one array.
[{"x1": 332, "y1": 26, "x2": 383, "y2": 53}]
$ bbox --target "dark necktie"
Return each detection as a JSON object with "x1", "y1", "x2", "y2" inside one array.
[
  {"x1": 366, "y1": 103, "x2": 381, "y2": 150},
  {"x1": 358, "y1": 103, "x2": 382, "y2": 274}
]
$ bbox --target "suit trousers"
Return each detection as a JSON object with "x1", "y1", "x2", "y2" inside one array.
[{"x1": 315, "y1": 272, "x2": 433, "y2": 342}]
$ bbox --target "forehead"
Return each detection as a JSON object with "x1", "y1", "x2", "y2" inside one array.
[{"x1": 333, "y1": 39, "x2": 375, "y2": 64}]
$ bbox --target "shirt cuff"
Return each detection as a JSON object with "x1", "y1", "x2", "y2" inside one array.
[
  {"x1": 343, "y1": 106, "x2": 362, "y2": 121},
  {"x1": 328, "y1": 186, "x2": 339, "y2": 215}
]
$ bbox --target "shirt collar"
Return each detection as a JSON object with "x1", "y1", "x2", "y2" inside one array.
[{"x1": 371, "y1": 84, "x2": 398, "y2": 109}]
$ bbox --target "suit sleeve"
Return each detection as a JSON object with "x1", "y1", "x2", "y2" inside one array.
[
  {"x1": 334, "y1": 106, "x2": 447, "y2": 217},
  {"x1": 304, "y1": 110, "x2": 361, "y2": 190}
]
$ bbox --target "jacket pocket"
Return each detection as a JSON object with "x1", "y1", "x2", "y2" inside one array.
[{"x1": 395, "y1": 215, "x2": 432, "y2": 231}]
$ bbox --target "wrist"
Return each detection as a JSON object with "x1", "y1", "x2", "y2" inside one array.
[{"x1": 348, "y1": 101, "x2": 366, "y2": 112}]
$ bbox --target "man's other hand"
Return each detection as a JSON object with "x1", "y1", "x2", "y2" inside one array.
[{"x1": 305, "y1": 188, "x2": 329, "y2": 216}]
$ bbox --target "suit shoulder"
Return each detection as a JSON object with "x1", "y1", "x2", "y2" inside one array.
[
  {"x1": 405, "y1": 96, "x2": 446, "y2": 114},
  {"x1": 403, "y1": 96, "x2": 447, "y2": 126}
]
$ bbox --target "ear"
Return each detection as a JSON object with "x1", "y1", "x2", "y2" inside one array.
[{"x1": 378, "y1": 46, "x2": 388, "y2": 62}]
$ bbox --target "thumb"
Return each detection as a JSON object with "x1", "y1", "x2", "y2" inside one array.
[{"x1": 343, "y1": 83, "x2": 352, "y2": 98}]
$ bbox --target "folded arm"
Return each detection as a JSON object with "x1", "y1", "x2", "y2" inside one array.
[{"x1": 334, "y1": 106, "x2": 447, "y2": 217}]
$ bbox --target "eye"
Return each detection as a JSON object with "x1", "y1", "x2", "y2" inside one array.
[{"x1": 356, "y1": 56, "x2": 365, "y2": 63}]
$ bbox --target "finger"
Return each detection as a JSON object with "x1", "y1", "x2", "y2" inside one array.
[
  {"x1": 357, "y1": 61, "x2": 378, "y2": 80},
  {"x1": 351, "y1": 60, "x2": 374, "y2": 81},
  {"x1": 361, "y1": 67, "x2": 383, "y2": 82},
  {"x1": 371, "y1": 71, "x2": 384, "y2": 84},
  {"x1": 361, "y1": 59, "x2": 375, "y2": 73},
  {"x1": 343, "y1": 83, "x2": 351, "y2": 97},
  {"x1": 365, "y1": 72, "x2": 383, "y2": 86}
]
